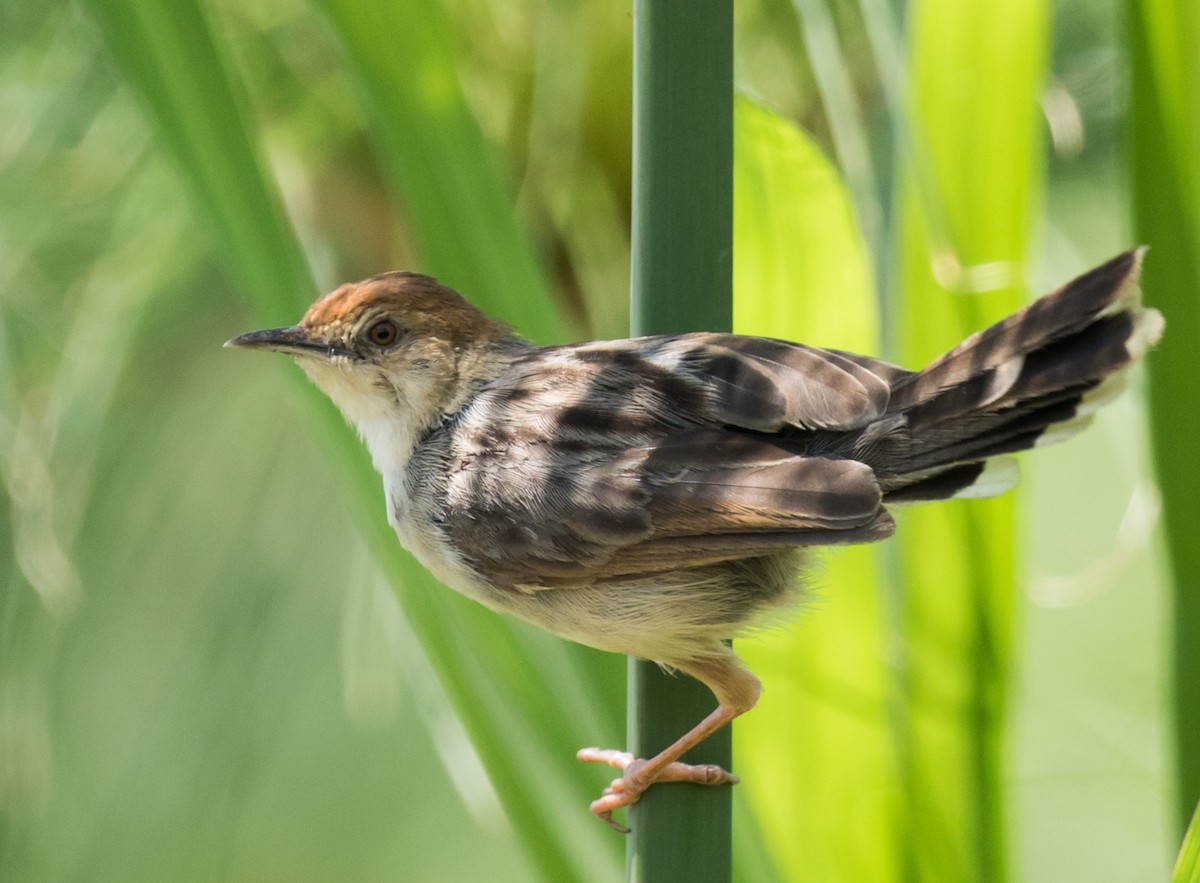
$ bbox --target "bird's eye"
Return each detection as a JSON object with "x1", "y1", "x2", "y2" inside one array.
[{"x1": 366, "y1": 319, "x2": 400, "y2": 348}]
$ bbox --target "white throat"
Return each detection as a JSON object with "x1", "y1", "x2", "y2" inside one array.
[
  {"x1": 298, "y1": 359, "x2": 438, "y2": 485},
  {"x1": 356, "y1": 410, "x2": 424, "y2": 482}
]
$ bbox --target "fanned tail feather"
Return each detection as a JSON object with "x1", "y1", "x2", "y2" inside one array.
[{"x1": 856, "y1": 249, "x2": 1163, "y2": 502}]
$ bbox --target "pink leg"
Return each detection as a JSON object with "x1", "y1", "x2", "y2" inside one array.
[{"x1": 576, "y1": 653, "x2": 761, "y2": 832}]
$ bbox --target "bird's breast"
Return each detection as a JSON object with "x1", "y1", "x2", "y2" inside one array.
[{"x1": 385, "y1": 475, "x2": 479, "y2": 593}]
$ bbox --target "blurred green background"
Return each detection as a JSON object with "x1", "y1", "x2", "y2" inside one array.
[{"x1": 1, "y1": 0, "x2": 1194, "y2": 881}]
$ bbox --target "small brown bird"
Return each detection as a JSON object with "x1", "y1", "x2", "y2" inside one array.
[{"x1": 227, "y1": 249, "x2": 1161, "y2": 830}]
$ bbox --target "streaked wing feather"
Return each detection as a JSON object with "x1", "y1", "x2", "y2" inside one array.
[
  {"x1": 818, "y1": 348, "x2": 915, "y2": 386},
  {"x1": 638, "y1": 431, "x2": 883, "y2": 531},
  {"x1": 446, "y1": 426, "x2": 887, "y2": 588},
  {"x1": 656, "y1": 334, "x2": 894, "y2": 431},
  {"x1": 507, "y1": 514, "x2": 897, "y2": 588}
]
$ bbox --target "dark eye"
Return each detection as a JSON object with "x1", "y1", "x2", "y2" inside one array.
[{"x1": 366, "y1": 319, "x2": 399, "y2": 347}]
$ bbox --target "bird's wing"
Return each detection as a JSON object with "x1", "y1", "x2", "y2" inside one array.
[
  {"x1": 647, "y1": 333, "x2": 898, "y2": 431},
  {"x1": 434, "y1": 337, "x2": 898, "y2": 587}
]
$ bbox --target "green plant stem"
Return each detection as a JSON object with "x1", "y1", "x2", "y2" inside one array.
[
  {"x1": 1127, "y1": 0, "x2": 1200, "y2": 834},
  {"x1": 628, "y1": 0, "x2": 734, "y2": 879}
]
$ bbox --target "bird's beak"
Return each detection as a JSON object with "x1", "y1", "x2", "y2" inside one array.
[{"x1": 224, "y1": 326, "x2": 356, "y2": 360}]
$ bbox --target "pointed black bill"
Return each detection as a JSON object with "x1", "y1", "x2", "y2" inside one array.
[{"x1": 224, "y1": 326, "x2": 357, "y2": 359}]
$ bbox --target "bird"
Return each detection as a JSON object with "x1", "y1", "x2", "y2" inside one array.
[{"x1": 226, "y1": 248, "x2": 1162, "y2": 831}]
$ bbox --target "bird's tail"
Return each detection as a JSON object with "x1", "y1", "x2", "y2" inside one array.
[{"x1": 854, "y1": 249, "x2": 1164, "y2": 502}]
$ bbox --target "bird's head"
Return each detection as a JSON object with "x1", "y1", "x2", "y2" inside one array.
[{"x1": 227, "y1": 272, "x2": 513, "y2": 444}]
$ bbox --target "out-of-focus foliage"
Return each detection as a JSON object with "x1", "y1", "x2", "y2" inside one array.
[
  {"x1": 0, "y1": 0, "x2": 1179, "y2": 880},
  {"x1": 890, "y1": 1, "x2": 1045, "y2": 879},
  {"x1": 80, "y1": 1, "x2": 626, "y2": 878},
  {"x1": 1175, "y1": 801, "x2": 1200, "y2": 883},
  {"x1": 732, "y1": 95, "x2": 892, "y2": 882},
  {"x1": 1127, "y1": 0, "x2": 1200, "y2": 832}
]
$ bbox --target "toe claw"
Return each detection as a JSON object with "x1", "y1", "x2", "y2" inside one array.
[
  {"x1": 589, "y1": 790, "x2": 636, "y2": 834},
  {"x1": 596, "y1": 808, "x2": 631, "y2": 834},
  {"x1": 604, "y1": 815, "x2": 631, "y2": 834},
  {"x1": 578, "y1": 746, "x2": 739, "y2": 831}
]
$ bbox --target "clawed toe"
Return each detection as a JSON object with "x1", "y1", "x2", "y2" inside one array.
[
  {"x1": 577, "y1": 750, "x2": 643, "y2": 831},
  {"x1": 656, "y1": 761, "x2": 739, "y2": 786},
  {"x1": 576, "y1": 747, "x2": 635, "y2": 770},
  {"x1": 576, "y1": 746, "x2": 738, "y2": 831}
]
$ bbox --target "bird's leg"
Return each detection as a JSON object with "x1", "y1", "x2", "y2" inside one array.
[
  {"x1": 576, "y1": 652, "x2": 761, "y2": 832},
  {"x1": 576, "y1": 705, "x2": 741, "y2": 832}
]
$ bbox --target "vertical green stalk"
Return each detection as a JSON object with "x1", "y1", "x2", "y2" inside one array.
[
  {"x1": 894, "y1": 0, "x2": 1047, "y2": 879},
  {"x1": 1127, "y1": 0, "x2": 1200, "y2": 834},
  {"x1": 628, "y1": 0, "x2": 733, "y2": 879}
]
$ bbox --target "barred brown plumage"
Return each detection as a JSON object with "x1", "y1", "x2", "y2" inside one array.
[{"x1": 227, "y1": 247, "x2": 1162, "y2": 831}]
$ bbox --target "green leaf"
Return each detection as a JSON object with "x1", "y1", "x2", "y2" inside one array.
[
  {"x1": 732, "y1": 95, "x2": 890, "y2": 881},
  {"x1": 1127, "y1": 0, "x2": 1200, "y2": 832},
  {"x1": 78, "y1": 1, "x2": 621, "y2": 878},
  {"x1": 892, "y1": 0, "x2": 1048, "y2": 880},
  {"x1": 313, "y1": 0, "x2": 568, "y2": 343},
  {"x1": 79, "y1": 0, "x2": 313, "y2": 313},
  {"x1": 1175, "y1": 800, "x2": 1200, "y2": 883}
]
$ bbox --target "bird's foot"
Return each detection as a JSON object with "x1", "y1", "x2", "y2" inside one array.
[{"x1": 575, "y1": 747, "x2": 739, "y2": 833}]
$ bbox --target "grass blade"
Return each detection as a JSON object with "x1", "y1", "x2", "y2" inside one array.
[
  {"x1": 79, "y1": 0, "x2": 622, "y2": 877},
  {"x1": 893, "y1": 0, "x2": 1048, "y2": 879},
  {"x1": 1175, "y1": 800, "x2": 1200, "y2": 883},
  {"x1": 732, "y1": 96, "x2": 889, "y2": 881},
  {"x1": 1127, "y1": 0, "x2": 1200, "y2": 832},
  {"x1": 79, "y1": 0, "x2": 313, "y2": 312},
  {"x1": 313, "y1": 0, "x2": 566, "y2": 342}
]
